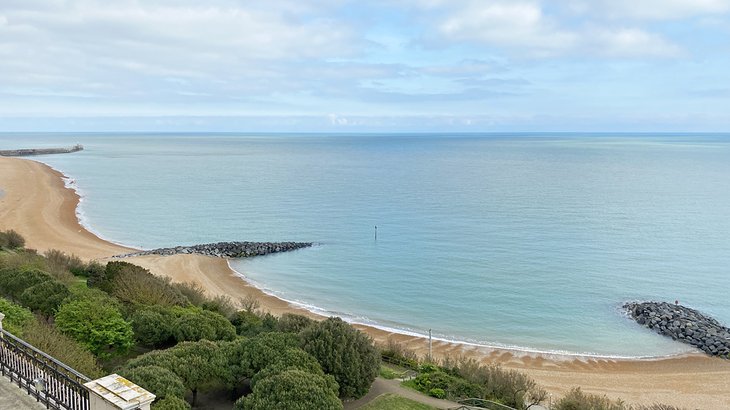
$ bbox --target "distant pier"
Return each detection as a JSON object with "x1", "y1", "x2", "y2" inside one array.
[{"x1": 0, "y1": 144, "x2": 84, "y2": 157}]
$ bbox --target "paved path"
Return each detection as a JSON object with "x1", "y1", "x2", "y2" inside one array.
[
  {"x1": 344, "y1": 377, "x2": 461, "y2": 409},
  {"x1": 0, "y1": 376, "x2": 44, "y2": 410}
]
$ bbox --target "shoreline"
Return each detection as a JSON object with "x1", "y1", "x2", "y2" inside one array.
[{"x1": 1, "y1": 156, "x2": 729, "y2": 408}]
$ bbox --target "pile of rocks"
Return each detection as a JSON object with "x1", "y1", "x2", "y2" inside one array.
[
  {"x1": 624, "y1": 301, "x2": 730, "y2": 358},
  {"x1": 115, "y1": 241, "x2": 313, "y2": 259}
]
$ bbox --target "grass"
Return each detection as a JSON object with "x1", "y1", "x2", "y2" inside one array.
[
  {"x1": 379, "y1": 365, "x2": 401, "y2": 380},
  {"x1": 359, "y1": 393, "x2": 439, "y2": 410}
]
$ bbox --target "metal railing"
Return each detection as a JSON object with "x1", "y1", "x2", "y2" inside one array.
[{"x1": 0, "y1": 329, "x2": 90, "y2": 410}]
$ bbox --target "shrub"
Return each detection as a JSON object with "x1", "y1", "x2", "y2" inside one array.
[
  {"x1": 201, "y1": 294, "x2": 237, "y2": 319},
  {"x1": 0, "y1": 267, "x2": 54, "y2": 299},
  {"x1": 429, "y1": 388, "x2": 446, "y2": 399},
  {"x1": 173, "y1": 281, "x2": 208, "y2": 306},
  {"x1": 236, "y1": 369, "x2": 343, "y2": 410},
  {"x1": 118, "y1": 365, "x2": 186, "y2": 401},
  {"x1": 55, "y1": 292, "x2": 134, "y2": 358},
  {"x1": 131, "y1": 307, "x2": 175, "y2": 347},
  {"x1": 554, "y1": 387, "x2": 627, "y2": 410},
  {"x1": 92, "y1": 261, "x2": 188, "y2": 307},
  {"x1": 43, "y1": 249, "x2": 85, "y2": 278},
  {"x1": 380, "y1": 338, "x2": 420, "y2": 370},
  {"x1": 0, "y1": 230, "x2": 25, "y2": 249},
  {"x1": 152, "y1": 396, "x2": 191, "y2": 410},
  {"x1": 22, "y1": 320, "x2": 104, "y2": 378},
  {"x1": 0, "y1": 297, "x2": 35, "y2": 336},
  {"x1": 230, "y1": 309, "x2": 279, "y2": 337},
  {"x1": 276, "y1": 313, "x2": 315, "y2": 333},
  {"x1": 19, "y1": 279, "x2": 70, "y2": 317},
  {"x1": 301, "y1": 317, "x2": 380, "y2": 399}
]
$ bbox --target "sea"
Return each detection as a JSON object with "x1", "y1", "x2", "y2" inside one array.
[{"x1": 2, "y1": 133, "x2": 729, "y2": 358}]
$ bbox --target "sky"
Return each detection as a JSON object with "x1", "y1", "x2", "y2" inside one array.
[{"x1": 1, "y1": 0, "x2": 729, "y2": 132}]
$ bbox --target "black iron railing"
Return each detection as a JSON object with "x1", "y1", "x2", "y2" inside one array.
[{"x1": 0, "y1": 329, "x2": 90, "y2": 410}]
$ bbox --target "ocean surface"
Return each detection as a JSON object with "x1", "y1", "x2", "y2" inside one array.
[{"x1": 2, "y1": 133, "x2": 729, "y2": 357}]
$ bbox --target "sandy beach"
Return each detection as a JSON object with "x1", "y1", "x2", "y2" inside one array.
[{"x1": 1, "y1": 156, "x2": 729, "y2": 408}]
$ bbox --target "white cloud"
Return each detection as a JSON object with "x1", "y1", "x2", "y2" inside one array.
[
  {"x1": 437, "y1": 1, "x2": 577, "y2": 56},
  {"x1": 409, "y1": 0, "x2": 683, "y2": 58},
  {"x1": 569, "y1": 0, "x2": 730, "y2": 20},
  {"x1": 592, "y1": 28, "x2": 682, "y2": 58}
]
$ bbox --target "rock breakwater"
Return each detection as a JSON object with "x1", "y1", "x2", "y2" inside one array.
[
  {"x1": 625, "y1": 301, "x2": 730, "y2": 358},
  {"x1": 115, "y1": 241, "x2": 313, "y2": 259}
]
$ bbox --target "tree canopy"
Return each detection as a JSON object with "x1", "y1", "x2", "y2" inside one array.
[{"x1": 301, "y1": 317, "x2": 380, "y2": 399}]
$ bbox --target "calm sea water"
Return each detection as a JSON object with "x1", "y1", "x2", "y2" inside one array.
[{"x1": 2, "y1": 133, "x2": 729, "y2": 357}]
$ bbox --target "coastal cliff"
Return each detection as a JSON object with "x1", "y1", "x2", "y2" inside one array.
[
  {"x1": 115, "y1": 241, "x2": 313, "y2": 259},
  {"x1": 0, "y1": 144, "x2": 84, "y2": 157},
  {"x1": 625, "y1": 301, "x2": 730, "y2": 358}
]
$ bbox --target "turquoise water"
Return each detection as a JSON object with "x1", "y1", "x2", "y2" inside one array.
[{"x1": 2, "y1": 133, "x2": 729, "y2": 357}]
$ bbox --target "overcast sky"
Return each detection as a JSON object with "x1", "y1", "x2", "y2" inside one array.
[{"x1": 1, "y1": 0, "x2": 729, "y2": 132}]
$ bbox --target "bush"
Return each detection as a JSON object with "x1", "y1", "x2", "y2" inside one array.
[
  {"x1": 0, "y1": 267, "x2": 54, "y2": 299},
  {"x1": 0, "y1": 297, "x2": 35, "y2": 336},
  {"x1": 231, "y1": 310, "x2": 280, "y2": 336},
  {"x1": 22, "y1": 320, "x2": 104, "y2": 378},
  {"x1": 173, "y1": 281, "x2": 208, "y2": 306},
  {"x1": 201, "y1": 295, "x2": 237, "y2": 319},
  {"x1": 91, "y1": 261, "x2": 188, "y2": 307},
  {"x1": 118, "y1": 365, "x2": 186, "y2": 401},
  {"x1": 380, "y1": 338, "x2": 420, "y2": 370},
  {"x1": 276, "y1": 313, "x2": 315, "y2": 333},
  {"x1": 19, "y1": 279, "x2": 70, "y2": 316},
  {"x1": 237, "y1": 369, "x2": 343, "y2": 410},
  {"x1": 439, "y1": 356, "x2": 545, "y2": 408},
  {"x1": 429, "y1": 388, "x2": 446, "y2": 399},
  {"x1": 301, "y1": 317, "x2": 380, "y2": 399},
  {"x1": 152, "y1": 396, "x2": 191, "y2": 410},
  {"x1": 0, "y1": 230, "x2": 25, "y2": 249},
  {"x1": 43, "y1": 249, "x2": 85, "y2": 278},
  {"x1": 55, "y1": 292, "x2": 134, "y2": 358},
  {"x1": 131, "y1": 307, "x2": 175, "y2": 347},
  {"x1": 554, "y1": 387, "x2": 627, "y2": 410}
]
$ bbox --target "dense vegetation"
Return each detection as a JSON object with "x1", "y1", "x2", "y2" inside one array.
[
  {"x1": 0, "y1": 232, "x2": 687, "y2": 409},
  {"x1": 0, "y1": 234, "x2": 378, "y2": 409}
]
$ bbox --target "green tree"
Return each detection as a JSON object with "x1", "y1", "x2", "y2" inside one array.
[
  {"x1": 301, "y1": 317, "x2": 380, "y2": 399},
  {"x1": 0, "y1": 297, "x2": 35, "y2": 336},
  {"x1": 125, "y1": 340, "x2": 227, "y2": 406},
  {"x1": 171, "y1": 306, "x2": 236, "y2": 342},
  {"x1": 54, "y1": 293, "x2": 133, "y2": 358},
  {"x1": 237, "y1": 369, "x2": 343, "y2": 410},
  {"x1": 152, "y1": 396, "x2": 191, "y2": 410},
  {"x1": 131, "y1": 307, "x2": 175, "y2": 347},
  {"x1": 19, "y1": 279, "x2": 70, "y2": 316},
  {"x1": 0, "y1": 267, "x2": 53, "y2": 299},
  {"x1": 118, "y1": 365, "x2": 186, "y2": 401},
  {"x1": 249, "y1": 347, "x2": 336, "y2": 390}
]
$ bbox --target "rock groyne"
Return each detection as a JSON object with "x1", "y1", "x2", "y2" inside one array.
[
  {"x1": 625, "y1": 301, "x2": 730, "y2": 358},
  {"x1": 115, "y1": 241, "x2": 313, "y2": 259},
  {"x1": 0, "y1": 144, "x2": 84, "y2": 157}
]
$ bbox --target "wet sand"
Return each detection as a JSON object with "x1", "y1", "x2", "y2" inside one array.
[{"x1": 1, "y1": 156, "x2": 728, "y2": 408}]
